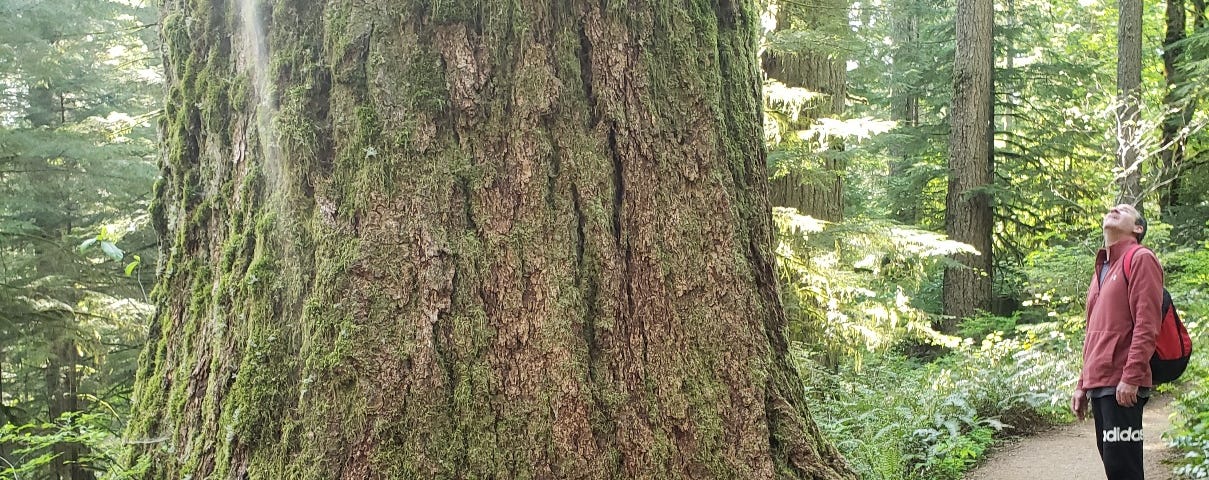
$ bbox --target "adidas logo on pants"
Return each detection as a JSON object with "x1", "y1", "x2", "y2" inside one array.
[
  {"x1": 1092, "y1": 395, "x2": 1149, "y2": 479},
  {"x1": 1102, "y1": 426, "x2": 1144, "y2": 443}
]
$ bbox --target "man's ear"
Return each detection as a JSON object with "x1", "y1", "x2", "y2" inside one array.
[{"x1": 1133, "y1": 224, "x2": 1145, "y2": 236}]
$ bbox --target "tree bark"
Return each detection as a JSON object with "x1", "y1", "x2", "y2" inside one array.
[
  {"x1": 1117, "y1": 0, "x2": 1144, "y2": 209},
  {"x1": 1159, "y1": 0, "x2": 1188, "y2": 210},
  {"x1": 0, "y1": 344, "x2": 9, "y2": 466},
  {"x1": 28, "y1": 70, "x2": 95, "y2": 480},
  {"x1": 124, "y1": 1, "x2": 856, "y2": 479},
  {"x1": 763, "y1": 0, "x2": 848, "y2": 222},
  {"x1": 1159, "y1": 0, "x2": 1207, "y2": 211},
  {"x1": 888, "y1": 0, "x2": 921, "y2": 223},
  {"x1": 45, "y1": 326, "x2": 93, "y2": 480},
  {"x1": 943, "y1": 0, "x2": 995, "y2": 324}
]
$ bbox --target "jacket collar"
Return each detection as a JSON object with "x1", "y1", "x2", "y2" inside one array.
[{"x1": 1098, "y1": 236, "x2": 1140, "y2": 265}]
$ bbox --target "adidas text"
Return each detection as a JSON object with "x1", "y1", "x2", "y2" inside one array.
[{"x1": 1102, "y1": 427, "x2": 1144, "y2": 443}]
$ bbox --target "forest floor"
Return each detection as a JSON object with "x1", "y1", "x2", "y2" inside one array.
[{"x1": 967, "y1": 395, "x2": 1178, "y2": 480}]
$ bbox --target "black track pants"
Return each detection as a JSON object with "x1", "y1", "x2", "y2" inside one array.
[{"x1": 1092, "y1": 395, "x2": 1149, "y2": 480}]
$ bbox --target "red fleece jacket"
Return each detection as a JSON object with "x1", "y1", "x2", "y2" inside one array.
[{"x1": 1078, "y1": 237, "x2": 1164, "y2": 390}]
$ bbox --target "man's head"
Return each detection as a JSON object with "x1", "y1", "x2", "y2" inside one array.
[{"x1": 1103, "y1": 203, "x2": 1147, "y2": 243}]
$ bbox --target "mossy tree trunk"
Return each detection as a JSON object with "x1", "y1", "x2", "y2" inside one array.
[
  {"x1": 125, "y1": 1, "x2": 856, "y2": 479},
  {"x1": 943, "y1": 0, "x2": 994, "y2": 325}
]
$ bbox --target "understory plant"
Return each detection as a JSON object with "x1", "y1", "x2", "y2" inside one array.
[
  {"x1": 1162, "y1": 243, "x2": 1209, "y2": 479},
  {"x1": 774, "y1": 208, "x2": 973, "y2": 369},
  {"x1": 797, "y1": 322, "x2": 1079, "y2": 480},
  {"x1": 0, "y1": 411, "x2": 150, "y2": 480}
]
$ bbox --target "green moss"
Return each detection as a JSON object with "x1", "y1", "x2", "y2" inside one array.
[
  {"x1": 188, "y1": 199, "x2": 214, "y2": 230},
  {"x1": 197, "y1": 50, "x2": 232, "y2": 141},
  {"x1": 224, "y1": 322, "x2": 297, "y2": 448},
  {"x1": 427, "y1": 0, "x2": 477, "y2": 24},
  {"x1": 242, "y1": 162, "x2": 265, "y2": 198},
  {"x1": 277, "y1": 85, "x2": 321, "y2": 162},
  {"x1": 149, "y1": 177, "x2": 168, "y2": 234},
  {"x1": 229, "y1": 74, "x2": 251, "y2": 109},
  {"x1": 355, "y1": 106, "x2": 380, "y2": 145},
  {"x1": 244, "y1": 253, "x2": 277, "y2": 293},
  {"x1": 220, "y1": 233, "x2": 245, "y2": 271},
  {"x1": 160, "y1": 13, "x2": 190, "y2": 78},
  {"x1": 126, "y1": 316, "x2": 171, "y2": 437},
  {"x1": 398, "y1": 46, "x2": 450, "y2": 117},
  {"x1": 254, "y1": 209, "x2": 276, "y2": 237}
]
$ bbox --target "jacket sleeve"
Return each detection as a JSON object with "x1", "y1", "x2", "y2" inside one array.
[
  {"x1": 1077, "y1": 270, "x2": 1097, "y2": 391},
  {"x1": 1122, "y1": 250, "x2": 1164, "y2": 386}
]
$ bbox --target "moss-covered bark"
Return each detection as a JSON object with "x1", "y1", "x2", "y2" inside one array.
[{"x1": 126, "y1": 0, "x2": 855, "y2": 478}]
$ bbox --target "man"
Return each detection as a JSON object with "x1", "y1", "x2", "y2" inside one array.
[{"x1": 1071, "y1": 203, "x2": 1164, "y2": 479}]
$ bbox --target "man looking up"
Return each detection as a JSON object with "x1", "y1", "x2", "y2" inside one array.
[{"x1": 1071, "y1": 203, "x2": 1164, "y2": 479}]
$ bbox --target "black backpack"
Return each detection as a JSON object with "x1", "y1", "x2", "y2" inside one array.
[{"x1": 1123, "y1": 245, "x2": 1193, "y2": 384}]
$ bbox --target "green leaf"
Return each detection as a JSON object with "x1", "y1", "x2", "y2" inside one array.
[
  {"x1": 100, "y1": 241, "x2": 124, "y2": 261},
  {"x1": 78, "y1": 237, "x2": 98, "y2": 251},
  {"x1": 124, "y1": 255, "x2": 141, "y2": 276}
]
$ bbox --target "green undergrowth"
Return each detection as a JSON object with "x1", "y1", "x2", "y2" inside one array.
[
  {"x1": 798, "y1": 322, "x2": 1079, "y2": 480},
  {"x1": 1160, "y1": 243, "x2": 1209, "y2": 479},
  {"x1": 0, "y1": 412, "x2": 150, "y2": 480},
  {"x1": 1170, "y1": 333, "x2": 1209, "y2": 480}
]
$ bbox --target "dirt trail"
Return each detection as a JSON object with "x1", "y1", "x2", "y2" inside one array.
[{"x1": 967, "y1": 395, "x2": 1177, "y2": 480}]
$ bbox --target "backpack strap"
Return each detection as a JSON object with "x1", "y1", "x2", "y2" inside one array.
[{"x1": 1122, "y1": 244, "x2": 1145, "y2": 285}]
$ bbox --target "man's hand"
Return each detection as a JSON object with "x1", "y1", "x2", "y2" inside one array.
[
  {"x1": 1116, "y1": 381, "x2": 1140, "y2": 407},
  {"x1": 1071, "y1": 388, "x2": 1089, "y2": 420}
]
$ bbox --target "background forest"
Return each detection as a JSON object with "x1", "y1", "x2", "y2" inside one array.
[{"x1": 1, "y1": 0, "x2": 1208, "y2": 479}]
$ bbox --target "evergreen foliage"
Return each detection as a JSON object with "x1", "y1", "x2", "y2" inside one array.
[{"x1": 0, "y1": 0, "x2": 159, "y2": 476}]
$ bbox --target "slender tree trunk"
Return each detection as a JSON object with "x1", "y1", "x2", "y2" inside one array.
[
  {"x1": 28, "y1": 79, "x2": 94, "y2": 479},
  {"x1": 943, "y1": 0, "x2": 995, "y2": 325},
  {"x1": 763, "y1": 0, "x2": 848, "y2": 221},
  {"x1": 1160, "y1": 0, "x2": 1188, "y2": 210},
  {"x1": 889, "y1": 0, "x2": 921, "y2": 223},
  {"x1": 1117, "y1": 0, "x2": 1144, "y2": 209},
  {"x1": 1160, "y1": 0, "x2": 1208, "y2": 211},
  {"x1": 124, "y1": 1, "x2": 856, "y2": 479},
  {"x1": 1002, "y1": 0, "x2": 1016, "y2": 135},
  {"x1": 44, "y1": 324, "x2": 73, "y2": 480},
  {"x1": 0, "y1": 345, "x2": 10, "y2": 466},
  {"x1": 45, "y1": 331, "x2": 92, "y2": 480}
]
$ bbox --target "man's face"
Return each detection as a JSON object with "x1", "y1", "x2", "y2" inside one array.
[{"x1": 1103, "y1": 204, "x2": 1142, "y2": 237}]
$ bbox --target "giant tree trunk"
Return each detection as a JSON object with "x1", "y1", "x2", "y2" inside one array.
[
  {"x1": 124, "y1": 1, "x2": 856, "y2": 479},
  {"x1": 943, "y1": 0, "x2": 994, "y2": 324},
  {"x1": 1117, "y1": 0, "x2": 1144, "y2": 208},
  {"x1": 763, "y1": 0, "x2": 848, "y2": 221}
]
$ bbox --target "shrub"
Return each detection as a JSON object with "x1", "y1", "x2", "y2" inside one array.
[
  {"x1": 798, "y1": 323, "x2": 1079, "y2": 480},
  {"x1": 1163, "y1": 242, "x2": 1209, "y2": 479}
]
